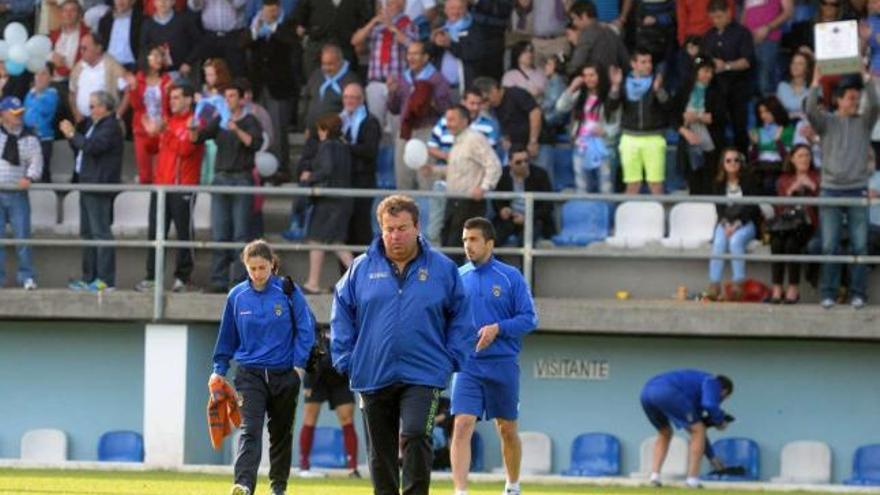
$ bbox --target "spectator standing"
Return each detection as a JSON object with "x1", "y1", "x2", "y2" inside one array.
[
  {"x1": 509, "y1": 0, "x2": 569, "y2": 67},
  {"x1": 0, "y1": 96, "x2": 42, "y2": 290},
  {"x1": 491, "y1": 145, "x2": 555, "y2": 245},
  {"x1": 127, "y1": 44, "x2": 173, "y2": 184},
  {"x1": 292, "y1": 0, "x2": 370, "y2": 76},
  {"x1": 135, "y1": 84, "x2": 203, "y2": 293},
  {"x1": 212, "y1": 240, "x2": 315, "y2": 495},
  {"x1": 555, "y1": 63, "x2": 620, "y2": 193},
  {"x1": 749, "y1": 95, "x2": 794, "y2": 195},
  {"x1": 466, "y1": 0, "x2": 513, "y2": 81},
  {"x1": 429, "y1": 0, "x2": 478, "y2": 91},
  {"x1": 673, "y1": 58, "x2": 725, "y2": 195},
  {"x1": 768, "y1": 144, "x2": 819, "y2": 304},
  {"x1": 502, "y1": 41, "x2": 547, "y2": 102},
  {"x1": 98, "y1": 0, "x2": 144, "y2": 72},
  {"x1": 474, "y1": 76, "x2": 540, "y2": 157},
  {"x1": 621, "y1": 0, "x2": 677, "y2": 76},
  {"x1": 700, "y1": 0, "x2": 755, "y2": 155},
  {"x1": 192, "y1": 82, "x2": 263, "y2": 293},
  {"x1": 437, "y1": 105, "x2": 501, "y2": 248},
  {"x1": 49, "y1": 1, "x2": 89, "y2": 90},
  {"x1": 742, "y1": 0, "x2": 792, "y2": 96},
  {"x1": 299, "y1": 113, "x2": 354, "y2": 294},
  {"x1": 68, "y1": 32, "x2": 130, "y2": 125},
  {"x1": 139, "y1": 0, "x2": 201, "y2": 78},
  {"x1": 776, "y1": 50, "x2": 813, "y2": 120},
  {"x1": 706, "y1": 148, "x2": 761, "y2": 301},
  {"x1": 61, "y1": 91, "x2": 123, "y2": 292},
  {"x1": 0, "y1": 0, "x2": 36, "y2": 33},
  {"x1": 806, "y1": 68, "x2": 878, "y2": 309},
  {"x1": 303, "y1": 44, "x2": 359, "y2": 132},
  {"x1": 331, "y1": 194, "x2": 473, "y2": 495},
  {"x1": 195, "y1": 58, "x2": 232, "y2": 185},
  {"x1": 608, "y1": 51, "x2": 670, "y2": 195},
  {"x1": 676, "y1": 0, "x2": 734, "y2": 47},
  {"x1": 340, "y1": 82, "x2": 381, "y2": 246},
  {"x1": 387, "y1": 41, "x2": 453, "y2": 190},
  {"x1": 23, "y1": 63, "x2": 59, "y2": 183},
  {"x1": 188, "y1": 0, "x2": 249, "y2": 76},
  {"x1": 566, "y1": 0, "x2": 628, "y2": 77}
]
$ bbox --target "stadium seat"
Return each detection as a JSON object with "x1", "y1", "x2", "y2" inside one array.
[
  {"x1": 551, "y1": 201, "x2": 610, "y2": 246},
  {"x1": 630, "y1": 435, "x2": 688, "y2": 480},
  {"x1": 28, "y1": 190, "x2": 58, "y2": 232},
  {"x1": 310, "y1": 426, "x2": 347, "y2": 469},
  {"x1": 59, "y1": 191, "x2": 80, "y2": 235},
  {"x1": 661, "y1": 202, "x2": 717, "y2": 249},
  {"x1": 562, "y1": 432, "x2": 621, "y2": 477},
  {"x1": 231, "y1": 428, "x2": 269, "y2": 467},
  {"x1": 376, "y1": 145, "x2": 396, "y2": 190},
  {"x1": 552, "y1": 146, "x2": 575, "y2": 191},
  {"x1": 519, "y1": 431, "x2": 552, "y2": 474},
  {"x1": 606, "y1": 201, "x2": 664, "y2": 248},
  {"x1": 192, "y1": 193, "x2": 211, "y2": 231},
  {"x1": 771, "y1": 440, "x2": 832, "y2": 484},
  {"x1": 470, "y1": 431, "x2": 484, "y2": 473},
  {"x1": 97, "y1": 430, "x2": 144, "y2": 462},
  {"x1": 701, "y1": 437, "x2": 759, "y2": 481},
  {"x1": 113, "y1": 191, "x2": 151, "y2": 236},
  {"x1": 20, "y1": 428, "x2": 67, "y2": 462},
  {"x1": 845, "y1": 444, "x2": 880, "y2": 485}
]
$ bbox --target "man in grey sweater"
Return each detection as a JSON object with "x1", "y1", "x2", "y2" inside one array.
[{"x1": 805, "y1": 67, "x2": 878, "y2": 309}]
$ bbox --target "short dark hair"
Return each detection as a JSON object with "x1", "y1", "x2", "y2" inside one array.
[
  {"x1": 509, "y1": 143, "x2": 529, "y2": 156},
  {"x1": 316, "y1": 113, "x2": 343, "y2": 139},
  {"x1": 631, "y1": 47, "x2": 652, "y2": 61},
  {"x1": 376, "y1": 194, "x2": 420, "y2": 227},
  {"x1": 568, "y1": 0, "x2": 597, "y2": 19},
  {"x1": 263, "y1": 0, "x2": 280, "y2": 6},
  {"x1": 222, "y1": 82, "x2": 245, "y2": 98},
  {"x1": 447, "y1": 104, "x2": 470, "y2": 123},
  {"x1": 170, "y1": 83, "x2": 195, "y2": 98},
  {"x1": 463, "y1": 217, "x2": 496, "y2": 241},
  {"x1": 86, "y1": 31, "x2": 105, "y2": 51},
  {"x1": 233, "y1": 77, "x2": 252, "y2": 94},
  {"x1": 707, "y1": 0, "x2": 729, "y2": 13},
  {"x1": 462, "y1": 87, "x2": 483, "y2": 101},
  {"x1": 472, "y1": 77, "x2": 500, "y2": 97},
  {"x1": 717, "y1": 375, "x2": 734, "y2": 396}
]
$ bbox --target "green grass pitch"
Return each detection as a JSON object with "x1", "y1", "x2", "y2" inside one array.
[{"x1": 0, "y1": 469, "x2": 830, "y2": 495}]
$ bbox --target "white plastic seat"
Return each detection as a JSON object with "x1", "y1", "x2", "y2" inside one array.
[
  {"x1": 192, "y1": 193, "x2": 212, "y2": 231},
  {"x1": 519, "y1": 431, "x2": 552, "y2": 474},
  {"x1": 630, "y1": 435, "x2": 688, "y2": 480},
  {"x1": 20, "y1": 428, "x2": 68, "y2": 462},
  {"x1": 28, "y1": 190, "x2": 58, "y2": 232},
  {"x1": 606, "y1": 201, "x2": 665, "y2": 248},
  {"x1": 59, "y1": 191, "x2": 80, "y2": 235},
  {"x1": 661, "y1": 202, "x2": 718, "y2": 249},
  {"x1": 113, "y1": 191, "x2": 151, "y2": 236},
  {"x1": 771, "y1": 440, "x2": 832, "y2": 484}
]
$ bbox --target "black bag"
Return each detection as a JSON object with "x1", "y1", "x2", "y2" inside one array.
[
  {"x1": 282, "y1": 276, "x2": 327, "y2": 373},
  {"x1": 768, "y1": 205, "x2": 809, "y2": 234}
]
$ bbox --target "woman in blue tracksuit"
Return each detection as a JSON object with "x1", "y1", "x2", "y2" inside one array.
[{"x1": 211, "y1": 239, "x2": 316, "y2": 495}]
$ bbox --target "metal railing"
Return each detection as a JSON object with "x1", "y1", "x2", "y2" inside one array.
[{"x1": 1, "y1": 182, "x2": 879, "y2": 320}]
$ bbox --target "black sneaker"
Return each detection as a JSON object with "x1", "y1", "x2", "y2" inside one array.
[{"x1": 348, "y1": 469, "x2": 361, "y2": 479}]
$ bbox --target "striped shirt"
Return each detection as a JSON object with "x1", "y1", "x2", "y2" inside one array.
[
  {"x1": 428, "y1": 113, "x2": 500, "y2": 164},
  {"x1": 188, "y1": 0, "x2": 247, "y2": 32},
  {"x1": 0, "y1": 128, "x2": 43, "y2": 184},
  {"x1": 367, "y1": 15, "x2": 416, "y2": 82}
]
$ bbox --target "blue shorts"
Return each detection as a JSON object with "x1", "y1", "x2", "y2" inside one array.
[
  {"x1": 451, "y1": 359, "x2": 520, "y2": 420},
  {"x1": 640, "y1": 382, "x2": 698, "y2": 430}
]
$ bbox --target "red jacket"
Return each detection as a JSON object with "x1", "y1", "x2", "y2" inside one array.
[
  {"x1": 49, "y1": 24, "x2": 90, "y2": 78},
  {"x1": 130, "y1": 72, "x2": 173, "y2": 137},
  {"x1": 155, "y1": 111, "x2": 204, "y2": 185}
]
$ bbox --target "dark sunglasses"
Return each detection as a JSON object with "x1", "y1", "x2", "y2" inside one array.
[
  {"x1": 725, "y1": 157, "x2": 743, "y2": 164},
  {"x1": 820, "y1": 0, "x2": 840, "y2": 6}
]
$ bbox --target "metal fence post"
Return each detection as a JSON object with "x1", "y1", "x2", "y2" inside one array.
[
  {"x1": 152, "y1": 188, "x2": 166, "y2": 321},
  {"x1": 523, "y1": 193, "x2": 534, "y2": 288}
]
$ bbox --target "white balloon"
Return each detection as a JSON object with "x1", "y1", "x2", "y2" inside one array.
[
  {"x1": 255, "y1": 151, "x2": 279, "y2": 177},
  {"x1": 0, "y1": 40, "x2": 8, "y2": 61},
  {"x1": 4, "y1": 23, "x2": 28, "y2": 45},
  {"x1": 25, "y1": 35, "x2": 52, "y2": 58},
  {"x1": 8, "y1": 43, "x2": 27, "y2": 64},
  {"x1": 403, "y1": 139, "x2": 428, "y2": 170},
  {"x1": 26, "y1": 56, "x2": 46, "y2": 74}
]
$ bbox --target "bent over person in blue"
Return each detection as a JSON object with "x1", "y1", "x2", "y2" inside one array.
[
  {"x1": 451, "y1": 217, "x2": 538, "y2": 495},
  {"x1": 331, "y1": 194, "x2": 474, "y2": 495}
]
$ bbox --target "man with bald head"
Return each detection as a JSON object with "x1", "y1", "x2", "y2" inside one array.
[
  {"x1": 304, "y1": 43, "x2": 361, "y2": 132},
  {"x1": 341, "y1": 82, "x2": 382, "y2": 245},
  {"x1": 430, "y1": 0, "x2": 479, "y2": 89}
]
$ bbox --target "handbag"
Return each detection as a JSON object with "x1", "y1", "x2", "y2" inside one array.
[{"x1": 768, "y1": 205, "x2": 809, "y2": 233}]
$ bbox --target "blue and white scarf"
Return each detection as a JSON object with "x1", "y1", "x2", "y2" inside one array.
[
  {"x1": 625, "y1": 75, "x2": 653, "y2": 102},
  {"x1": 341, "y1": 104, "x2": 367, "y2": 143},
  {"x1": 319, "y1": 60, "x2": 350, "y2": 99},
  {"x1": 443, "y1": 14, "x2": 472, "y2": 42},
  {"x1": 403, "y1": 63, "x2": 437, "y2": 85}
]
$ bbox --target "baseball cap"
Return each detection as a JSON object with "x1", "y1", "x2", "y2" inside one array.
[{"x1": 0, "y1": 96, "x2": 24, "y2": 114}]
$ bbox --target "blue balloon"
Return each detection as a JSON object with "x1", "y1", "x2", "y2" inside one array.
[{"x1": 5, "y1": 60, "x2": 25, "y2": 76}]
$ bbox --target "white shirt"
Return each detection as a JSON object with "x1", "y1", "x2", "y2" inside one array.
[
  {"x1": 72, "y1": 59, "x2": 128, "y2": 117},
  {"x1": 108, "y1": 13, "x2": 135, "y2": 66}
]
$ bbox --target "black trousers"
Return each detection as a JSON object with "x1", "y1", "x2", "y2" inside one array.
[
  {"x1": 717, "y1": 80, "x2": 750, "y2": 154},
  {"x1": 362, "y1": 384, "x2": 439, "y2": 495},
  {"x1": 234, "y1": 367, "x2": 302, "y2": 494},
  {"x1": 442, "y1": 199, "x2": 486, "y2": 248},
  {"x1": 145, "y1": 192, "x2": 195, "y2": 282},
  {"x1": 193, "y1": 30, "x2": 248, "y2": 76},
  {"x1": 770, "y1": 227, "x2": 811, "y2": 285},
  {"x1": 347, "y1": 196, "x2": 375, "y2": 247}
]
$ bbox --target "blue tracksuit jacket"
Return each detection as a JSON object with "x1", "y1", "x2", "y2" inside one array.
[
  {"x1": 212, "y1": 275, "x2": 316, "y2": 375},
  {"x1": 330, "y1": 236, "x2": 474, "y2": 392},
  {"x1": 458, "y1": 256, "x2": 538, "y2": 362}
]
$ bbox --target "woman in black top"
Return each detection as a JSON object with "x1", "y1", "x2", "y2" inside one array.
[{"x1": 301, "y1": 113, "x2": 354, "y2": 294}]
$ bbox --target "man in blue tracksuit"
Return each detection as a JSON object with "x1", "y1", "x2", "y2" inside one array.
[
  {"x1": 451, "y1": 217, "x2": 538, "y2": 495},
  {"x1": 331, "y1": 194, "x2": 474, "y2": 495},
  {"x1": 640, "y1": 369, "x2": 734, "y2": 488},
  {"x1": 212, "y1": 240, "x2": 316, "y2": 495}
]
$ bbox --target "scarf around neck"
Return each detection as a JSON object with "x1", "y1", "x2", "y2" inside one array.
[
  {"x1": 319, "y1": 60, "x2": 350, "y2": 99},
  {"x1": 341, "y1": 104, "x2": 367, "y2": 143}
]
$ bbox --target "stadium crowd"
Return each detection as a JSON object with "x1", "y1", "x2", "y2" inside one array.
[{"x1": 0, "y1": 0, "x2": 878, "y2": 306}]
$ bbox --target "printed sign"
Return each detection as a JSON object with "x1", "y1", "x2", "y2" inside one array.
[
  {"x1": 815, "y1": 20, "x2": 861, "y2": 75},
  {"x1": 534, "y1": 359, "x2": 610, "y2": 380}
]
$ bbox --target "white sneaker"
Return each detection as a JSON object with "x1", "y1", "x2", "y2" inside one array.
[
  {"x1": 22, "y1": 278, "x2": 37, "y2": 290},
  {"x1": 297, "y1": 469, "x2": 327, "y2": 478},
  {"x1": 820, "y1": 298, "x2": 835, "y2": 309},
  {"x1": 134, "y1": 279, "x2": 155, "y2": 292},
  {"x1": 171, "y1": 278, "x2": 188, "y2": 293},
  {"x1": 852, "y1": 296, "x2": 866, "y2": 309},
  {"x1": 503, "y1": 488, "x2": 521, "y2": 495},
  {"x1": 230, "y1": 484, "x2": 250, "y2": 495}
]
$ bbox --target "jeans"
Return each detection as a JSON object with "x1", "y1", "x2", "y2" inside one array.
[
  {"x1": 534, "y1": 144, "x2": 556, "y2": 188},
  {"x1": 426, "y1": 180, "x2": 446, "y2": 244},
  {"x1": 80, "y1": 192, "x2": 116, "y2": 285},
  {"x1": 709, "y1": 222, "x2": 756, "y2": 283},
  {"x1": 210, "y1": 173, "x2": 254, "y2": 289},
  {"x1": 820, "y1": 188, "x2": 869, "y2": 300},
  {"x1": 573, "y1": 151, "x2": 613, "y2": 193},
  {"x1": 754, "y1": 40, "x2": 780, "y2": 96},
  {"x1": 0, "y1": 191, "x2": 35, "y2": 284}
]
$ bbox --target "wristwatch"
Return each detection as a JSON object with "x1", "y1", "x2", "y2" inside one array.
[{"x1": 724, "y1": 63, "x2": 731, "y2": 72}]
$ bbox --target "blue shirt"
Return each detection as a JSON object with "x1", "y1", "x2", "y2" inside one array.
[
  {"x1": 458, "y1": 257, "x2": 537, "y2": 362},
  {"x1": 331, "y1": 236, "x2": 474, "y2": 392},
  {"x1": 212, "y1": 275, "x2": 316, "y2": 375},
  {"x1": 646, "y1": 369, "x2": 728, "y2": 427},
  {"x1": 24, "y1": 87, "x2": 60, "y2": 141}
]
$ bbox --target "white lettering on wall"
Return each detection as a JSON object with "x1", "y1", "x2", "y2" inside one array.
[{"x1": 534, "y1": 358, "x2": 610, "y2": 380}]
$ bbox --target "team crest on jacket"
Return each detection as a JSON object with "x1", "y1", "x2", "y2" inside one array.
[
  {"x1": 492, "y1": 285, "x2": 502, "y2": 297},
  {"x1": 274, "y1": 303, "x2": 282, "y2": 316},
  {"x1": 418, "y1": 267, "x2": 429, "y2": 282}
]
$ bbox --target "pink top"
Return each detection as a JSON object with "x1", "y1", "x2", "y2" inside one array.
[{"x1": 743, "y1": 0, "x2": 784, "y2": 42}]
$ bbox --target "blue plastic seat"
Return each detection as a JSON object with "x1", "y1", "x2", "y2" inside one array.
[
  {"x1": 561, "y1": 432, "x2": 620, "y2": 477},
  {"x1": 701, "y1": 438, "x2": 760, "y2": 481},
  {"x1": 845, "y1": 444, "x2": 880, "y2": 485},
  {"x1": 97, "y1": 430, "x2": 144, "y2": 462},
  {"x1": 310, "y1": 426, "x2": 347, "y2": 469},
  {"x1": 552, "y1": 146, "x2": 575, "y2": 191},
  {"x1": 552, "y1": 200, "x2": 610, "y2": 246},
  {"x1": 470, "y1": 431, "x2": 484, "y2": 472},
  {"x1": 376, "y1": 145, "x2": 396, "y2": 190}
]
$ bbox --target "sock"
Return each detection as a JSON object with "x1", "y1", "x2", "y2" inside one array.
[
  {"x1": 650, "y1": 472, "x2": 660, "y2": 482},
  {"x1": 299, "y1": 424, "x2": 315, "y2": 470},
  {"x1": 454, "y1": 491, "x2": 468, "y2": 495},
  {"x1": 342, "y1": 423, "x2": 359, "y2": 470},
  {"x1": 505, "y1": 481, "x2": 520, "y2": 491},
  {"x1": 686, "y1": 476, "x2": 701, "y2": 487}
]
